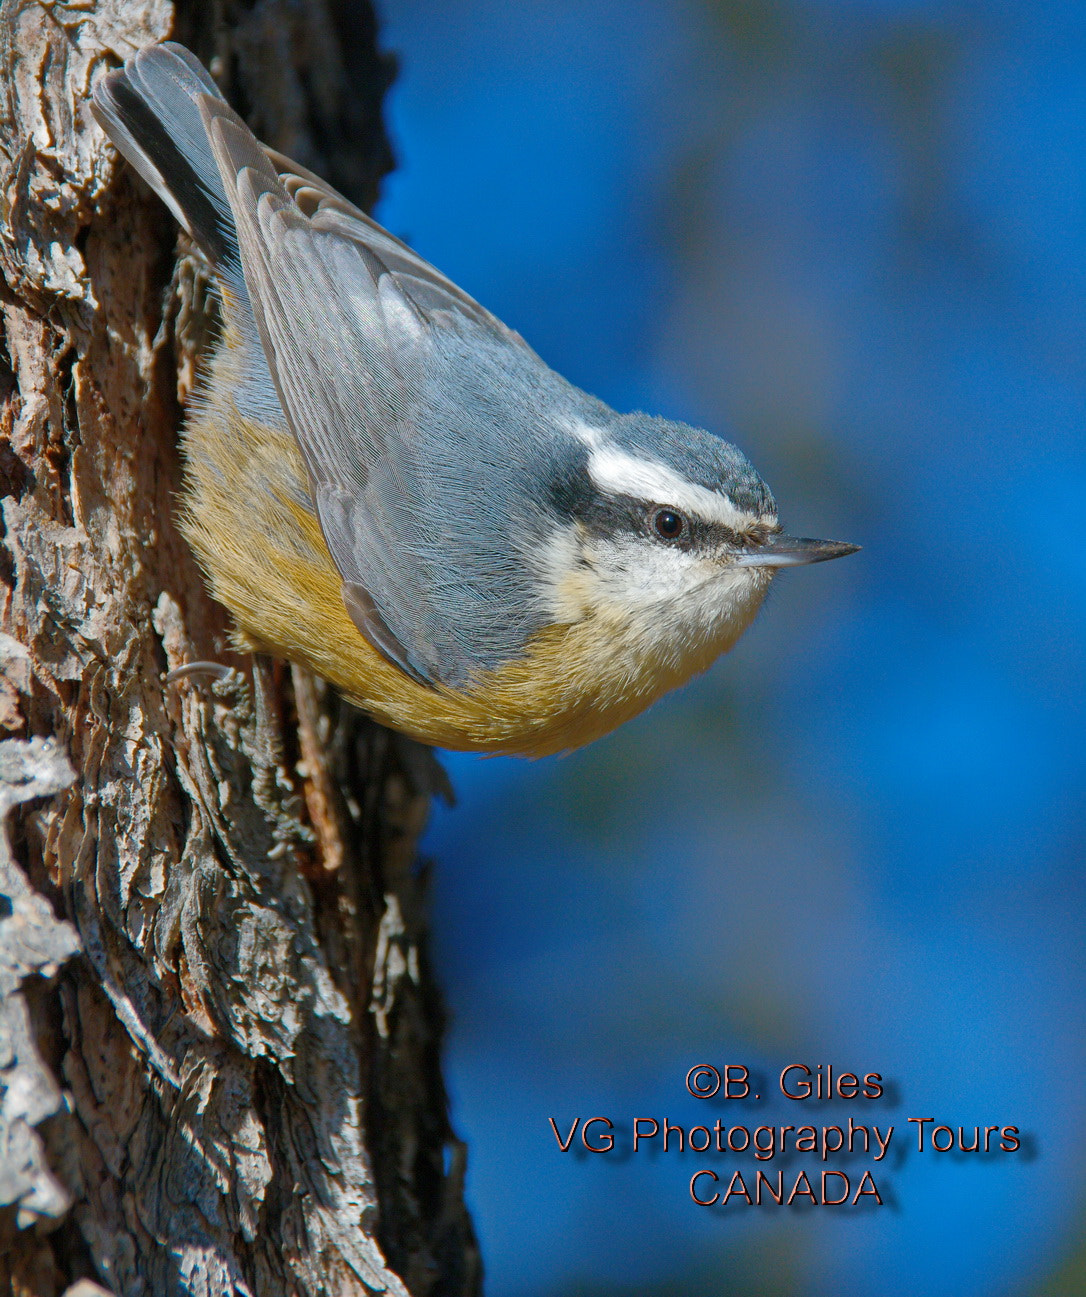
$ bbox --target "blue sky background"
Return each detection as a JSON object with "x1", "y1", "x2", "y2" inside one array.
[{"x1": 373, "y1": 2, "x2": 1086, "y2": 1293}]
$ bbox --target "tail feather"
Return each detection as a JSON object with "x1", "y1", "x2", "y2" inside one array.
[
  {"x1": 92, "y1": 43, "x2": 239, "y2": 272},
  {"x1": 93, "y1": 43, "x2": 288, "y2": 433}
]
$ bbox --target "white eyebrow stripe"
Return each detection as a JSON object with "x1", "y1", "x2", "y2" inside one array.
[
  {"x1": 565, "y1": 418, "x2": 605, "y2": 449},
  {"x1": 587, "y1": 443, "x2": 765, "y2": 530}
]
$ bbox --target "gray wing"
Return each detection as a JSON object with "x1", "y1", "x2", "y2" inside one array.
[
  {"x1": 196, "y1": 96, "x2": 555, "y2": 687},
  {"x1": 260, "y1": 145, "x2": 529, "y2": 344}
]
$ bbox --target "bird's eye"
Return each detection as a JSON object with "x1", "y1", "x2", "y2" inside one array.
[{"x1": 653, "y1": 508, "x2": 687, "y2": 541}]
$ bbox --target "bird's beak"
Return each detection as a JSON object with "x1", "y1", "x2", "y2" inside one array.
[{"x1": 734, "y1": 534, "x2": 861, "y2": 568}]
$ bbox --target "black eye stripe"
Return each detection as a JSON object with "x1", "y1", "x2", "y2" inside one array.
[{"x1": 551, "y1": 478, "x2": 760, "y2": 550}]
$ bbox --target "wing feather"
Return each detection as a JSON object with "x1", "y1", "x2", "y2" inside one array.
[{"x1": 196, "y1": 95, "x2": 554, "y2": 687}]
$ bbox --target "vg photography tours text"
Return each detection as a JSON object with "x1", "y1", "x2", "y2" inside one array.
[{"x1": 548, "y1": 1063, "x2": 1025, "y2": 1209}]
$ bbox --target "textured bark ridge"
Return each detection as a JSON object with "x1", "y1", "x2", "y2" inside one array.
[{"x1": 0, "y1": 2, "x2": 479, "y2": 1293}]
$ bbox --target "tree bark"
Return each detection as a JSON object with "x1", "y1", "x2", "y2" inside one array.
[{"x1": 0, "y1": 2, "x2": 479, "y2": 1294}]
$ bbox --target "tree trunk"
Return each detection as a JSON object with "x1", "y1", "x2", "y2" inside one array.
[{"x1": 0, "y1": 2, "x2": 479, "y2": 1293}]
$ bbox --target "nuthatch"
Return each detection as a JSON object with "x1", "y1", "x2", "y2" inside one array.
[{"x1": 92, "y1": 44, "x2": 858, "y2": 757}]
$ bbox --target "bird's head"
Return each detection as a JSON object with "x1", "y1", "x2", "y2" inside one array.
[{"x1": 534, "y1": 413, "x2": 858, "y2": 675}]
